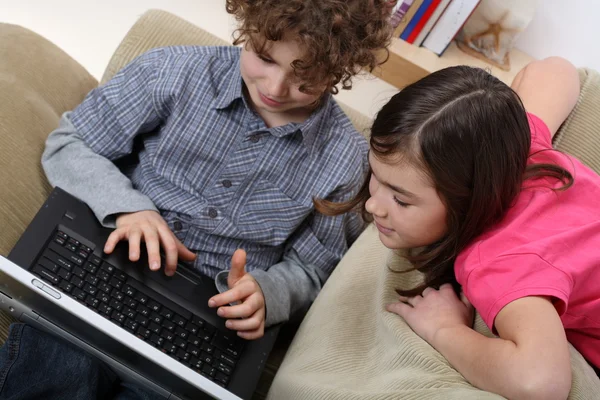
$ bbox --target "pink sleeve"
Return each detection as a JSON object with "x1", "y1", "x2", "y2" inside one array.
[
  {"x1": 527, "y1": 113, "x2": 553, "y2": 150},
  {"x1": 463, "y1": 253, "x2": 573, "y2": 332}
]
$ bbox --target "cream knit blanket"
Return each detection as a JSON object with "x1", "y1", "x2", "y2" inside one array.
[{"x1": 268, "y1": 225, "x2": 600, "y2": 400}]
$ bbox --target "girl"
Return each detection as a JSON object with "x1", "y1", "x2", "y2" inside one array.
[{"x1": 318, "y1": 57, "x2": 599, "y2": 400}]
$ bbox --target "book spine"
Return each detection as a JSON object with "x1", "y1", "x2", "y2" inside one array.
[
  {"x1": 406, "y1": 0, "x2": 441, "y2": 44},
  {"x1": 400, "y1": 0, "x2": 434, "y2": 41},
  {"x1": 391, "y1": 0, "x2": 415, "y2": 28},
  {"x1": 422, "y1": 0, "x2": 481, "y2": 55},
  {"x1": 394, "y1": 0, "x2": 425, "y2": 37},
  {"x1": 413, "y1": 0, "x2": 452, "y2": 47}
]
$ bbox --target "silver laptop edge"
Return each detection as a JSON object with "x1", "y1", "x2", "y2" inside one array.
[{"x1": 0, "y1": 255, "x2": 241, "y2": 400}]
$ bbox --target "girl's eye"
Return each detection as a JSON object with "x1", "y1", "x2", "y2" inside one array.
[
  {"x1": 258, "y1": 55, "x2": 274, "y2": 64},
  {"x1": 394, "y1": 197, "x2": 410, "y2": 208}
]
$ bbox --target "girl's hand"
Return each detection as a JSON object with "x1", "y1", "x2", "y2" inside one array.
[
  {"x1": 104, "y1": 210, "x2": 196, "y2": 276},
  {"x1": 386, "y1": 283, "x2": 475, "y2": 346},
  {"x1": 208, "y1": 250, "x2": 266, "y2": 340}
]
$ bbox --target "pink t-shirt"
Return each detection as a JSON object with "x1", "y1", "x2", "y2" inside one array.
[{"x1": 455, "y1": 113, "x2": 600, "y2": 367}]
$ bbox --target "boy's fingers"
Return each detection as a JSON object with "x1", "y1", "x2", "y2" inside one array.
[
  {"x1": 158, "y1": 231, "x2": 178, "y2": 276},
  {"x1": 104, "y1": 229, "x2": 125, "y2": 253},
  {"x1": 127, "y1": 228, "x2": 142, "y2": 261},
  {"x1": 175, "y1": 238, "x2": 196, "y2": 261},
  {"x1": 143, "y1": 228, "x2": 161, "y2": 271},
  {"x1": 227, "y1": 249, "x2": 247, "y2": 289},
  {"x1": 209, "y1": 282, "x2": 255, "y2": 309},
  {"x1": 225, "y1": 307, "x2": 265, "y2": 331}
]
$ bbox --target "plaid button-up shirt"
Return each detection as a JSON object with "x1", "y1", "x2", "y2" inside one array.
[{"x1": 71, "y1": 46, "x2": 368, "y2": 278}]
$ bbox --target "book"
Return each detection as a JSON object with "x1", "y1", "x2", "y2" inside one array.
[
  {"x1": 393, "y1": 0, "x2": 425, "y2": 37},
  {"x1": 400, "y1": 0, "x2": 434, "y2": 41},
  {"x1": 405, "y1": 0, "x2": 442, "y2": 44},
  {"x1": 422, "y1": 0, "x2": 481, "y2": 55},
  {"x1": 390, "y1": 0, "x2": 415, "y2": 28},
  {"x1": 412, "y1": 0, "x2": 452, "y2": 47}
]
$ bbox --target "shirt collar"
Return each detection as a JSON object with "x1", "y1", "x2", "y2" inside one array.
[{"x1": 214, "y1": 53, "x2": 244, "y2": 110}]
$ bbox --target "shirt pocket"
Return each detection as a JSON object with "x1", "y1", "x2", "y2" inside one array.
[{"x1": 236, "y1": 178, "x2": 313, "y2": 245}]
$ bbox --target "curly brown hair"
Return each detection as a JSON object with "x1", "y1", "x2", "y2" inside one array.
[{"x1": 226, "y1": 0, "x2": 395, "y2": 94}]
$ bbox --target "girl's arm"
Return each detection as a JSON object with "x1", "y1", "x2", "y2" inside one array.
[
  {"x1": 511, "y1": 56, "x2": 580, "y2": 137},
  {"x1": 388, "y1": 286, "x2": 572, "y2": 400}
]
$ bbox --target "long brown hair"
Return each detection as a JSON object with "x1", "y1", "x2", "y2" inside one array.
[{"x1": 316, "y1": 66, "x2": 573, "y2": 296}]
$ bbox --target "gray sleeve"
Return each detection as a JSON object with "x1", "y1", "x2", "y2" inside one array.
[
  {"x1": 215, "y1": 248, "x2": 328, "y2": 327},
  {"x1": 42, "y1": 112, "x2": 158, "y2": 228}
]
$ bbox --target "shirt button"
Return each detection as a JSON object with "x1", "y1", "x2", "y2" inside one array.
[
  {"x1": 208, "y1": 208, "x2": 218, "y2": 219},
  {"x1": 250, "y1": 135, "x2": 260, "y2": 143},
  {"x1": 222, "y1": 180, "x2": 232, "y2": 188},
  {"x1": 173, "y1": 221, "x2": 183, "y2": 231}
]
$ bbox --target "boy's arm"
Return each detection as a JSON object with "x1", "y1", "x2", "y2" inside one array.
[{"x1": 42, "y1": 112, "x2": 158, "y2": 227}]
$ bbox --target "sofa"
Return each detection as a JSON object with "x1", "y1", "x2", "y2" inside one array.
[{"x1": 1, "y1": 8, "x2": 599, "y2": 400}]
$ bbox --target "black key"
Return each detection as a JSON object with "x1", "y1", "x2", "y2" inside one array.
[
  {"x1": 123, "y1": 285, "x2": 136, "y2": 297},
  {"x1": 97, "y1": 270, "x2": 111, "y2": 282},
  {"x1": 174, "y1": 337, "x2": 187, "y2": 349},
  {"x1": 200, "y1": 352, "x2": 213, "y2": 365},
  {"x1": 80, "y1": 244, "x2": 93, "y2": 254},
  {"x1": 175, "y1": 327, "x2": 188, "y2": 340},
  {"x1": 148, "y1": 322, "x2": 161, "y2": 335},
  {"x1": 49, "y1": 241, "x2": 84, "y2": 265},
  {"x1": 149, "y1": 312, "x2": 162, "y2": 325},
  {"x1": 212, "y1": 333, "x2": 242, "y2": 358},
  {"x1": 147, "y1": 300, "x2": 161, "y2": 312},
  {"x1": 85, "y1": 295, "x2": 100, "y2": 309},
  {"x1": 67, "y1": 237, "x2": 80, "y2": 247},
  {"x1": 134, "y1": 292, "x2": 148, "y2": 305},
  {"x1": 177, "y1": 349, "x2": 191, "y2": 362},
  {"x1": 136, "y1": 326, "x2": 152, "y2": 339},
  {"x1": 215, "y1": 371, "x2": 230, "y2": 385},
  {"x1": 101, "y1": 262, "x2": 116, "y2": 275},
  {"x1": 134, "y1": 314, "x2": 149, "y2": 327},
  {"x1": 150, "y1": 333, "x2": 164, "y2": 347},
  {"x1": 219, "y1": 353, "x2": 236, "y2": 368},
  {"x1": 83, "y1": 283, "x2": 97, "y2": 296},
  {"x1": 111, "y1": 310, "x2": 126, "y2": 325},
  {"x1": 38, "y1": 257, "x2": 59, "y2": 273},
  {"x1": 192, "y1": 316, "x2": 206, "y2": 329},
  {"x1": 172, "y1": 314, "x2": 186, "y2": 328},
  {"x1": 109, "y1": 298, "x2": 123, "y2": 311},
  {"x1": 136, "y1": 304, "x2": 150, "y2": 318},
  {"x1": 109, "y1": 277, "x2": 123, "y2": 289},
  {"x1": 111, "y1": 288, "x2": 125, "y2": 301},
  {"x1": 56, "y1": 231, "x2": 68, "y2": 240},
  {"x1": 161, "y1": 330, "x2": 176, "y2": 342},
  {"x1": 83, "y1": 262, "x2": 98, "y2": 274},
  {"x1": 188, "y1": 346, "x2": 201, "y2": 358},
  {"x1": 163, "y1": 343, "x2": 177, "y2": 355},
  {"x1": 125, "y1": 278, "x2": 191, "y2": 320},
  {"x1": 190, "y1": 357, "x2": 203, "y2": 370},
  {"x1": 202, "y1": 324, "x2": 216, "y2": 336},
  {"x1": 70, "y1": 275, "x2": 84, "y2": 288},
  {"x1": 215, "y1": 362, "x2": 233, "y2": 376},
  {"x1": 54, "y1": 236, "x2": 66, "y2": 246},
  {"x1": 84, "y1": 274, "x2": 99, "y2": 286},
  {"x1": 42, "y1": 249, "x2": 73, "y2": 271},
  {"x1": 98, "y1": 303, "x2": 111, "y2": 315},
  {"x1": 77, "y1": 249, "x2": 89, "y2": 260},
  {"x1": 201, "y1": 364, "x2": 215, "y2": 377},
  {"x1": 98, "y1": 282, "x2": 111, "y2": 294},
  {"x1": 97, "y1": 292, "x2": 111, "y2": 304},
  {"x1": 188, "y1": 335, "x2": 202, "y2": 348},
  {"x1": 200, "y1": 342, "x2": 214, "y2": 355},
  {"x1": 65, "y1": 243, "x2": 78, "y2": 253},
  {"x1": 159, "y1": 307, "x2": 174, "y2": 320},
  {"x1": 123, "y1": 297, "x2": 137, "y2": 309},
  {"x1": 114, "y1": 270, "x2": 127, "y2": 281},
  {"x1": 124, "y1": 319, "x2": 138, "y2": 332},
  {"x1": 162, "y1": 320, "x2": 175, "y2": 332},
  {"x1": 59, "y1": 280, "x2": 74, "y2": 293},
  {"x1": 73, "y1": 266, "x2": 86, "y2": 279},
  {"x1": 198, "y1": 329, "x2": 213, "y2": 342},
  {"x1": 122, "y1": 307, "x2": 136, "y2": 319},
  {"x1": 185, "y1": 322, "x2": 200, "y2": 335},
  {"x1": 73, "y1": 288, "x2": 87, "y2": 301},
  {"x1": 90, "y1": 255, "x2": 102, "y2": 266},
  {"x1": 57, "y1": 268, "x2": 71, "y2": 281},
  {"x1": 32, "y1": 265, "x2": 60, "y2": 285}
]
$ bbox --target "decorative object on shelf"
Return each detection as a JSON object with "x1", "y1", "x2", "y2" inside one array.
[{"x1": 456, "y1": 0, "x2": 538, "y2": 71}]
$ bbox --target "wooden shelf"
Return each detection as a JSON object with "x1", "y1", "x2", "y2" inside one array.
[{"x1": 372, "y1": 37, "x2": 535, "y2": 89}]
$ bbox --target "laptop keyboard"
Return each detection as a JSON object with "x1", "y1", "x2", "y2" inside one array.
[{"x1": 31, "y1": 229, "x2": 244, "y2": 388}]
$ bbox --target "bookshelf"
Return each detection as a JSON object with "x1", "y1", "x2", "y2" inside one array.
[{"x1": 373, "y1": 37, "x2": 536, "y2": 89}]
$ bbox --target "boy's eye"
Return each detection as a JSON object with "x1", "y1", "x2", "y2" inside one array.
[
  {"x1": 258, "y1": 55, "x2": 274, "y2": 64},
  {"x1": 394, "y1": 197, "x2": 410, "y2": 208}
]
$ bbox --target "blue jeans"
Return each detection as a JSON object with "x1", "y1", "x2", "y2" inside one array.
[{"x1": 0, "y1": 323, "x2": 163, "y2": 400}]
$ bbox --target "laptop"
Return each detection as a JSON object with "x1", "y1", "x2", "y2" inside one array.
[{"x1": 0, "y1": 187, "x2": 279, "y2": 400}]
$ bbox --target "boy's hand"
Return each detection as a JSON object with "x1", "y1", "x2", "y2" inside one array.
[
  {"x1": 208, "y1": 250, "x2": 266, "y2": 340},
  {"x1": 104, "y1": 210, "x2": 196, "y2": 276},
  {"x1": 386, "y1": 284, "x2": 475, "y2": 346}
]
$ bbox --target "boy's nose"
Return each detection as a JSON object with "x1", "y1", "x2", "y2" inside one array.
[{"x1": 268, "y1": 74, "x2": 288, "y2": 97}]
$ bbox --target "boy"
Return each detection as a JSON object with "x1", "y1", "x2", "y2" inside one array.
[{"x1": 42, "y1": 0, "x2": 394, "y2": 339}]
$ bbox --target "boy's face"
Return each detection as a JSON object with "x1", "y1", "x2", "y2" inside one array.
[{"x1": 240, "y1": 37, "x2": 324, "y2": 126}]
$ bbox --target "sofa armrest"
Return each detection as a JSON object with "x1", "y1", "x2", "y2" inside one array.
[{"x1": 0, "y1": 23, "x2": 97, "y2": 256}]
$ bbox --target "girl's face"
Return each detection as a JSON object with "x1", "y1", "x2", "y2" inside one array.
[{"x1": 366, "y1": 152, "x2": 448, "y2": 250}]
